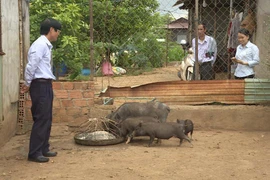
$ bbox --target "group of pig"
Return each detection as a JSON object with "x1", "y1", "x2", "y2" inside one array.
[{"x1": 106, "y1": 101, "x2": 194, "y2": 147}]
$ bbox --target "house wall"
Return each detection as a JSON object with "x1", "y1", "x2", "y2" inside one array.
[
  {"x1": 0, "y1": 0, "x2": 21, "y2": 147},
  {"x1": 255, "y1": 0, "x2": 270, "y2": 79}
]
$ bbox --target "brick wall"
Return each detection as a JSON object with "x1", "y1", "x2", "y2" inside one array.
[{"x1": 25, "y1": 81, "x2": 95, "y2": 123}]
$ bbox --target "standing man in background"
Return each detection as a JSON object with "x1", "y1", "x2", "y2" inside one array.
[
  {"x1": 21, "y1": 18, "x2": 61, "y2": 163},
  {"x1": 192, "y1": 22, "x2": 217, "y2": 80}
]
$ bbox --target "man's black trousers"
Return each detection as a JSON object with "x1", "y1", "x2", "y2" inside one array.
[{"x1": 28, "y1": 79, "x2": 53, "y2": 158}]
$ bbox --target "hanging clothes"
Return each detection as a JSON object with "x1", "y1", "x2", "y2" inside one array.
[
  {"x1": 227, "y1": 13, "x2": 241, "y2": 49},
  {"x1": 102, "y1": 60, "x2": 113, "y2": 76}
]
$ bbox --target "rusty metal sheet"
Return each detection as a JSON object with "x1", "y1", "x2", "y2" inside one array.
[{"x1": 99, "y1": 80, "x2": 246, "y2": 105}]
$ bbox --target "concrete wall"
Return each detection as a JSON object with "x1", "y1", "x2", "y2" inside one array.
[
  {"x1": 0, "y1": 0, "x2": 21, "y2": 147},
  {"x1": 255, "y1": 0, "x2": 270, "y2": 79}
]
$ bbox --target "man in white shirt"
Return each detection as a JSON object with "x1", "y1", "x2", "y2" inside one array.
[
  {"x1": 21, "y1": 18, "x2": 61, "y2": 163},
  {"x1": 192, "y1": 23, "x2": 217, "y2": 80}
]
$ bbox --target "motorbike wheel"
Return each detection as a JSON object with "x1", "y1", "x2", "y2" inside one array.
[{"x1": 185, "y1": 66, "x2": 193, "y2": 81}]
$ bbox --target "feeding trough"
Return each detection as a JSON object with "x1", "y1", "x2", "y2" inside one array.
[{"x1": 73, "y1": 117, "x2": 124, "y2": 146}]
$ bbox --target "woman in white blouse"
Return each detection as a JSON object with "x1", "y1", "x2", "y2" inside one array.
[{"x1": 231, "y1": 28, "x2": 260, "y2": 79}]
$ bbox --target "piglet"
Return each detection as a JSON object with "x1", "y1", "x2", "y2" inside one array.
[{"x1": 136, "y1": 121, "x2": 193, "y2": 147}]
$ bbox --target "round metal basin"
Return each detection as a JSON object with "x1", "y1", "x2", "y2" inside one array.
[{"x1": 74, "y1": 131, "x2": 125, "y2": 146}]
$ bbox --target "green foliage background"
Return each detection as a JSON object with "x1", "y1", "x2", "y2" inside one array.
[{"x1": 29, "y1": 0, "x2": 184, "y2": 79}]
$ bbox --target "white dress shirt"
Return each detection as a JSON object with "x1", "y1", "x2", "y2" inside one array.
[
  {"x1": 192, "y1": 35, "x2": 217, "y2": 66},
  {"x1": 234, "y1": 41, "x2": 260, "y2": 77},
  {"x1": 24, "y1": 35, "x2": 56, "y2": 86}
]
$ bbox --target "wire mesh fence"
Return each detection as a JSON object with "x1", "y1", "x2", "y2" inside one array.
[
  {"x1": 27, "y1": 0, "x2": 270, "y2": 92},
  {"x1": 89, "y1": 0, "x2": 270, "y2": 91}
]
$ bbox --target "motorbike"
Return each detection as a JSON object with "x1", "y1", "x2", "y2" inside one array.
[{"x1": 177, "y1": 48, "x2": 194, "y2": 81}]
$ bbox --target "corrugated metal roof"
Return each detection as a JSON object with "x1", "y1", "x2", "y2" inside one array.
[
  {"x1": 173, "y1": 0, "x2": 237, "y2": 9},
  {"x1": 168, "y1": 18, "x2": 188, "y2": 29}
]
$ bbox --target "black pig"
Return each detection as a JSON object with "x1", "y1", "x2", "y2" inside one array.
[
  {"x1": 136, "y1": 122, "x2": 193, "y2": 147},
  {"x1": 118, "y1": 116, "x2": 160, "y2": 144},
  {"x1": 106, "y1": 101, "x2": 170, "y2": 123},
  {"x1": 177, "y1": 119, "x2": 194, "y2": 139}
]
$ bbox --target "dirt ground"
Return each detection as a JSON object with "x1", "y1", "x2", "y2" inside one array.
[
  {"x1": 0, "y1": 121, "x2": 269, "y2": 180},
  {"x1": 1, "y1": 66, "x2": 270, "y2": 180},
  {"x1": 0, "y1": 121, "x2": 270, "y2": 180}
]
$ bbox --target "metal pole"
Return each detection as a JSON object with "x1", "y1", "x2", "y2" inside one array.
[
  {"x1": 194, "y1": 0, "x2": 199, "y2": 80},
  {"x1": 230, "y1": 0, "x2": 233, "y2": 19},
  {"x1": 89, "y1": 0, "x2": 94, "y2": 81},
  {"x1": 166, "y1": 18, "x2": 169, "y2": 67}
]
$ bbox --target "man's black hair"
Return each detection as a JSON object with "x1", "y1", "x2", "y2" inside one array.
[
  {"x1": 40, "y1": 18, "x2": 61, "y2": 35},
  {"x1": 198, "y1": 22, "x2": 207, "y2": 30}
]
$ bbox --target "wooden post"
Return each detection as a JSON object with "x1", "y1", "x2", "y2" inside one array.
[
  {"x1": 194, "y1": 0, "x2": 199, "y2": 80},
  {"x1": 188, "y1": 8, "x2": 193, "y2": 45},
  {"x1": 89, "y1": 0, "x2": 94, "y2": 81},
  {"x1": 0, "y1": 0, "x2": 5, "y2": 55}
]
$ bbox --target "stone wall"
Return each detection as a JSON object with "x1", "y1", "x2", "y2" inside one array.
[{"x1": 25, "y1": 81, "x2": 95, "y2": 123}]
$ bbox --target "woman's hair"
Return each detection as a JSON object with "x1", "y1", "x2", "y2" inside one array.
[
  {"x1": 40, "y1": 18, "x2": 61, "y2": 35},
  {"x1": 238, "y1": 28, "x2": 250, "y2": 38}
]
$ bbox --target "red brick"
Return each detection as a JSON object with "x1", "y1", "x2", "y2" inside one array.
[
  {"x1": 81, "y1": 107, "x2": 90, "y2": 115},
  {"x1": 25, "y1": 100, "x2": 32, "y2": 108},
  {"x1": 53, "y1": 116, "x2": 62, "y2": 123},
  {"x1": 53, "y1": 108, "x2": 67, "y2": 116},
  {"x1": 82, "y1": 91, "x2": 94, "y2": 98},
  {"x1": 52, "y1": 108, "x2": 61, "y2": 116},
  {"x1": 63, "y1": 82, "x2": 74, "y2": 90},
  {"x1": 87, "y1": 99, "x2": 94, "y2": 106},
  {"x1": 54, "y1": 90, "x2": 69, "y2": 99},
  {"x1": 88, "y1": 81, "x2": 95, "y2": 89},
  {"x1": 53, "y1": 100, "x2": 61, "y2": 107},
  {"x1": 53, "y1": 82, "x2": 62, "y2": 90},
  {"x1": 74, "y1": 82, "x2": 88, "y2": 90},
  {"x1": 61, "y1": 100, "x2": 73, "y2": 107},
  {"x1": 25, "y1": 109, "x2": 32, "y2": 121},
  {"x1": 66, "y1": 108, "x2": 82, "y2": 117},
  {"x1": 73, "y1": 100, "x2": 88, "y2": 107},
  {"x1": 69, "y1": 90, "x2": 82, "y2": 99},
  {"x1": 65, "y1": 116, "x2": 75, "y2": 122}
]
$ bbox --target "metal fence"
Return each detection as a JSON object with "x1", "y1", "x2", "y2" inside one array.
[
  {"x1": 26, "y1": 0, "x2": 270, "y2": 100},
  {"x1": 92, "y1": 0, "x2": 270, "y2": 92}
]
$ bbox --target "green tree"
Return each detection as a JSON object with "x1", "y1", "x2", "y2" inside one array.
[
  {"x1": 29, "y1": 0, "x2": 172, "y2": 79},
  {"x1": 30, "y1": 0, "x2": 89, "y2": 79}
]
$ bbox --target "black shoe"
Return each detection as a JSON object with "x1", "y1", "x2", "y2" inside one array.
[
  {"x1": 28, "y1": 156, "x2": 49, "y2": 163},
  {"x1": 43, "y1": 151, "x2": 57, "y2": 157}
]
